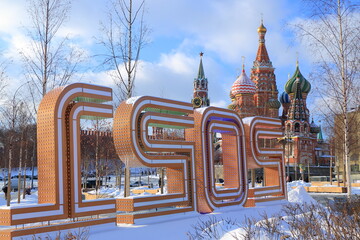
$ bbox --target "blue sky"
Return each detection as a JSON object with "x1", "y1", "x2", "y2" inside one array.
[{"x1": 0, "y1": 0, "x2": 319, "y2": 115}]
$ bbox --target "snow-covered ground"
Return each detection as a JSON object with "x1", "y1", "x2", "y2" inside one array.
[
  {"x1": 0, "y1": 180, "x2": 359, "y2": 239},
  {"x1": 86, "y1": 184, "x2": 323, "y2": 240}
]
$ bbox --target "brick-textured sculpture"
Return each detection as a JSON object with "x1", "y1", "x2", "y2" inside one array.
[{"x1": 0, "y1": 83, "x2": 286, "y2": 239}]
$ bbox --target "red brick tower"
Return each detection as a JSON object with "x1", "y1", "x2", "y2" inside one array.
[
  {"x1": 251, "y1": 20, "x2": 280, "y2": 118},
  {"x1": 192, "y1": 52, "x2": 210, "y2": 108}
]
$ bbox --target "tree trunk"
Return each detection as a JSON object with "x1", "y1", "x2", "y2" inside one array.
[
  {"x1": 251, "y1": 169, "x2": 255, "y2": 187},
  {"x1": 307, "y1": 161, "x2": 310, "y2": 182},
  {"x1": 330, "y1": 144, "x2": 334, "y2": 185},
  {"x1": 22, "y1": 163, "x2": 27, "y2": 199},
  {"x1": 31, "y1": 137, "x2": 36, "y2": 189},
  {"x1": 160, "y1": 167, "x2": 165, "y2": 194},
  {"x1": 138, "y1": 169, "x2": 141, "y2": 187},
  {"x1": 147, "y1": 170, "x2": 150, "y2": 186},
  {"x1": 42, "y1": 0, "x2": 50, "y2": 97},
  {"x1": 124, "y1": 166, "x2": 130, "y2": 197},
  {"x1": 337, "y1": 0, "x2": 351, "y2": 197},
  {"x1": 336, "y1": 157, "x2": 340, "y2": 187},
  {"x1": 119, "y1": 166, "x2": 122, "y2": 190},
  {"x1": 17, "y1": 134, "x2": 23, "y2": 203},
  {"x1": 6, "y1": 141, "x2": 12, "y2": 206},
  {"x1": 95, "y1": 129, "x2": 99, "y2": 195}
]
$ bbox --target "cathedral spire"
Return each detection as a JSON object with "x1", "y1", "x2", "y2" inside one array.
[
  {"x1": 251, "y1": 18, "x2": 278, "y2": 118},
  {"x1": 317, "y1": 125, "x2": 324, "y2": 143},
  {"x1": 255, "y1": 19, "x2": 270, "y2": 63}
]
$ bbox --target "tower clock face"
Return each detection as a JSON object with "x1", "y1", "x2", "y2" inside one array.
[{"x1": 192, "y1": 97, "x2": 202, "y2": 107}]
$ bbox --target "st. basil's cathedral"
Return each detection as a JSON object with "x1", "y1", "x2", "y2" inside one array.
[{"x1": 191, "y1": 20, "x2": 330, "y2": 180}]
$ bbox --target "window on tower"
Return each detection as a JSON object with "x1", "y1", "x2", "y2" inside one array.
[
  {"x1": 304, "y1": 123, "x2": 308, "y2": 132},
  {"x1": 286, "y1": 123, "x2": 291, "y2": 132}
]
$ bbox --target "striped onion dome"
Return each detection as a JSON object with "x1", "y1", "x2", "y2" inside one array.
[
  {"x1": 267, "y1": 98, "x2": 281, "y2": 109},
  {"x1": 310, "y1": 119, "x2": 321, "y2": 134},
  {"x1": 279, "y1": 91, "x2": 290, "y2": 104},
  {"x1": 227, "y1": 101, "x2": 236, "y2": 110},
  {"x1": 231, "y1": 69, "x2": 256, "y2": 96},
  {"x1": 285, "y1": 65, "x2": 311, "y2": 94}
]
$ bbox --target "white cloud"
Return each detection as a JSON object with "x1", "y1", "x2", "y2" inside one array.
[
  {"x1": 0, "y1": 0, "x2": 319, "y2": 113},
  {"x1": 0, "y1": 2, "x2": 28, "y2": 36},
  {"x1": 3, "y1": 33, "x2": 33, "y2": 61},
  {"x1": 157, "y1": 52, "x2": 196, "y2": 75},
  {"x1": 134, "y1": 52, "x2": 233, "y2": 106},
  {"x1": 146, "y1": 0, "x2": 295, "y2": 64},
  {"x1": 211, "y1": 100, "x2": 227, "y2": 108},
  {"x1": 80, "y1": 51, "x2": 230, "y2": 106}
]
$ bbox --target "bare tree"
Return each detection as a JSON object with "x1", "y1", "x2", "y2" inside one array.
[
  {"x1": 99, "y1": 0, "x2": 149, "y2": 197},
  {"x1": 0, "y1": 83, "x2": 30, "y2": 206},
  {"x1": 0, "y1": 58, "x2": 8, "y2": 96},
  {"x1": 15, "y1": 103, "x2": 32, "y2": 203},
  {"x1": 0, "y1": 59, "x2": 8, "y2": 188},
  {"x1": 22, "y1": 0, "x2": 84, "y2": 112},
  {"x1": 99, "y1": 0, "x2": 149, "y2": 103},
  {"x1": 292, "y1": 0, "x2": 360, "y2": 196}
]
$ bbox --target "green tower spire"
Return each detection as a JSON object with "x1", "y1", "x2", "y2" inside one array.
[
  {"x1": 317, "y1": 126, "x2": 324, "y2": 143},
  {"x1": 197, "y1": 52, "x2": 205, "y2": 79}
]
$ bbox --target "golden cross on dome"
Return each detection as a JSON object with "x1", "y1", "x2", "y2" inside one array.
[{"x1": 261, "y1": 13, "x2": 264, "y2": 24}]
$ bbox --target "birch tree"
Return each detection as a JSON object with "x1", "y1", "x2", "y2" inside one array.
[
  {"x1": 22, "y1": 0, "x2": 84, "y2": 112},
  {"x1": 0, "y1": 59, "x2": 7, "y2": 97},
  {"x1": 1, "y1": 91, "x2": 28, "y2": 205},
  {"x1": 99, "y1": 0, "x2": 149, "y2": 197},
  {"x1": 292, "y1": 0, "x2": 360, "y2": 196}
]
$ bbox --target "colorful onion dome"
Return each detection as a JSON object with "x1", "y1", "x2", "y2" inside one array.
[
  {"x1": 229, "y1": 90, "x2": 235, "y2": 100},
  {"x1": 285, "y1": 64, "x2": 311, "y2": 94},
  {"x1": 310, "y1": 119, "x2": 321, "y2": 134},
  {"x1": 231, "y1": 69, "x2": 256, "y2": 96},
  {"x1": 227, "y1": 101, "x2": 236, "y2": 110},
  {"x1": 267, "y1": 98, "x2": 281, "y2": 109},
  {"x1": 257, "y1": 23, "x2": 267, "y2": 33},
  {"x1": 279, "y1": 91, "x2": 290, "y2": 104}
]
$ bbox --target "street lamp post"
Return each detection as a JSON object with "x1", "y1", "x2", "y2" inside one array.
[
  {"x1": 286, "y1": 136, "x2": 290, "y2": 179},
  {"x1": 279, "y1": 134, "x2": 291, "y2": 181}
]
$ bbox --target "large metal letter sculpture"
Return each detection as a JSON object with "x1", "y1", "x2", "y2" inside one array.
[
  {"x1": 68, "y1": 101, "x2": 115, "y2": 217},
  {"x1": 0, "y1": 83, "x2": 115, "y2": 239},
  {"x1": 113, "y1": 96, "x2": 196, "y2": 224},
  {"x1": 243, "y1": 117, "x2": 286, "y2": 202},
  {"x1": 186, "y1": 107, "x2": 248, "y2": 213},
  {"x1": 0, "y1": 84, "x2": 287, "y2": 239}
]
